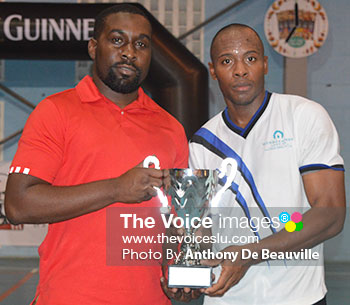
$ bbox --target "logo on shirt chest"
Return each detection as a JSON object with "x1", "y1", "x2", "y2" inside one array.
[{"x1": 262, "y1": 130, "x2": 294, "y2": 151}]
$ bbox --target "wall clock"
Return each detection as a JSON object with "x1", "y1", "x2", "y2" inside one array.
[{"x1": 264, "y1": 0, "x2": 328, "y2": 58}]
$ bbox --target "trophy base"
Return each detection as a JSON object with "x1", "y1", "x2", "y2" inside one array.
[{"x1": 168, "y1": 265, "x2": 212, "y2": 288}]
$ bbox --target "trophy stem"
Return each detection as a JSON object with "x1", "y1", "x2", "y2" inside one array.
[{"x1": 174, "y1": 228, "x2": 201, "y2": 266}]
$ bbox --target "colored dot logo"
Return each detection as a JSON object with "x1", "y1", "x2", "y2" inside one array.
[{"x1": 279, "y1": 212, "x2": 303, "y2": 232}]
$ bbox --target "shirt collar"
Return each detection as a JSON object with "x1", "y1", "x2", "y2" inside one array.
[{"x1": 76, "y1": 75, "x2": 161, "y2": 112}]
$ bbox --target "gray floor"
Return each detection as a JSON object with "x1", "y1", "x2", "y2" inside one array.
[
  {"x1": 324, "y1": 262, "x2": 350, "y2": 305},
  {"x1": 0, "y1": 259, "x2": 349, "y2": 304}
]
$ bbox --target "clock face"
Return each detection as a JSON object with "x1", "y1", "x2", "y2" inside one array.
[{"x1": 264, "y1": 0, "x2": 328, "y2": 58}]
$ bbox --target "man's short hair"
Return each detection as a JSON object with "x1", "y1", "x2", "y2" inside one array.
[
  {"x1": 93, "y1": 3, "x2": 151, "y2": 39},
  {"x1": 210, "y1": 23, "x2": 264, "y2": 60}
]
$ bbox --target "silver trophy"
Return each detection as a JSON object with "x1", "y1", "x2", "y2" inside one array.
[{"x1": 143, "y1": 156, "x2": 237, "y2": 288}]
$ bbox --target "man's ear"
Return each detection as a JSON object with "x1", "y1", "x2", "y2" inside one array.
[
  {"x1": 88, "y1": 38, "x2": 97, "y2": 60},
  {"x1": 264, "y1": 56, "x2": 268, "y2": 75},
  {"x1": 208, "y1": 62, "x2": 217, "y2": 80}
]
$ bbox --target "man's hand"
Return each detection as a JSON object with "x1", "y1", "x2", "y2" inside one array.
[
  {"x1": 201, "y1": 246, "x2": 249, "y2": 297},
  {"x1": 160, "y1": 277, "x2": 202, "y2": 302},
  {"x1": 114, "y1": 167, "x2": 169, "y2": 203}
]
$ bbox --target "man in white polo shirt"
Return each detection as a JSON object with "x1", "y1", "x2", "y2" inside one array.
[{"x1": 189, "y1": 23, "x2": 345, "y2": 305}]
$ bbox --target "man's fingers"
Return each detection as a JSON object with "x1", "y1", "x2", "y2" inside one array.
[
  {"x1": 160, "y1": 277, "x2": 203, "y2": 302},
  {"x1": 160, "y1": 277, "x2": 177, "y2": 299},
  {"x1": 160, "y1": 277, "x2": 168, "y2": 291},
  {"x1": 205, "y1": 265, "x2": 248, "y2": 297},
  {"x1": 204, "y1": 266, "x2": 231, "y2": 294},
  {"x1": 183, "y1": 287, "x2": 191, "y2": 294},
  {"x1": 190, "y1": 288, "x2": 203, "y2": 300},
  {"x1": 160, "y1": 277, "x2": 171, "y2": 298},
  {"x1": 147, "y1": 168, "x2": 164, "y2": 178},
  {"x1": 162, "y1": 169, "x2": 170, "y2": 177},
  {"x1": 182, "y1": 291, "x2": 193, "y2": 302},
  {"x1": 146, "y1": 186, "x2": 158, "y2": 198},
  {"x1": 208, "y1": 286, "x2": 229, "y2": 297},
  {"x1": 206, "y1": 275, "x2": 233, "y2": 296},
  {"x1": 204, "y1": 280, "x2": 224, "y2": 295},
  {"x1": 149, "y1": 176, "x2": 164, "y2": 188},
  {"x1": 162, "y1": 174, "x2": 171, "y2": 190}
]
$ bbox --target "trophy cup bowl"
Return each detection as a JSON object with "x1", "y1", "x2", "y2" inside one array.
[{"x1": 143, "y1": 156, "x2": 237, "y2": 288}]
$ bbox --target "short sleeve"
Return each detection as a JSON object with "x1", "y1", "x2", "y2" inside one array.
[
  {"x1": 189, "y1": 141, "x2": 204, "y2": 169},
  {"x1": 296, "y1": 101, "x2": 344, "y2": 174},
  {"x1": 10, "y1": 99, "x2": 65, "y2": 183}
]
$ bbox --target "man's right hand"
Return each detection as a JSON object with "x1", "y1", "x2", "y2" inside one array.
[{"x1": 114, "y1": 167, "x2": 169, "y2": 203}]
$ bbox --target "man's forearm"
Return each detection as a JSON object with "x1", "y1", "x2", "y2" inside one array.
[
  {"x1": 5, "y1": 168, "x2": 165, "y2": 224},
  {"x1": 242, "y1": 205, "x2": 345, "y2": 266},
  {"x1": 6, "y1": 178, "x2": 119, "y2": 224}
]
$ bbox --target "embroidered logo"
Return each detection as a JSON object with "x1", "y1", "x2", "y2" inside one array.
[
  {"x1": 273, "y1": 130, "x2": 284, "y2": 139},
  {"x1": 263, "y1": 130, "x2": 293, "y2": 151}
]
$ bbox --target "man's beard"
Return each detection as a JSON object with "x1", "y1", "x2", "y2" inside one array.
[{"x1": 98, "y1": 62, "x2": 142, "y2": 94}]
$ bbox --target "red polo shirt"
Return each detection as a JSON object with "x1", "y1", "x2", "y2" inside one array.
[{"x1": 10, "y1": 76, "x2": 189, "y2": 305}]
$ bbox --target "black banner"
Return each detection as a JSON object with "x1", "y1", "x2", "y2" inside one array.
[{"x1": 0, "y1": 2, "x2": 117, "y2": 60}]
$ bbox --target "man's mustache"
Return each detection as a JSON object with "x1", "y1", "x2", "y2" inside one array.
[{"x1": 112, "y1": 61, "x2": 141, "y2": 74}]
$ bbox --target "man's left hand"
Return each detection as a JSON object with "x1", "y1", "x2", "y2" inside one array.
[{"x1": 201, "y1": 246, "x2": 250, "y2": 297}]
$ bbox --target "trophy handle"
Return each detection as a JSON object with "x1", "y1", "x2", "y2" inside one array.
[
  {"x1": 143, "y1": 155, "x2": 170, "y2": 213},
  {"x1": 143, "y1": 155, "x2": 160, "y2": 169},
  {"x1": 211, "y1": 158, "x2": 238, "y2": 208},
  {"x1": 218, "y1": 158, "x2": 238, "y2": 188}
]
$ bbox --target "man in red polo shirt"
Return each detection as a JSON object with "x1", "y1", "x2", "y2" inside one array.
[{"x1": 5, "y1": 4, "x2": 188, "y2": 305}]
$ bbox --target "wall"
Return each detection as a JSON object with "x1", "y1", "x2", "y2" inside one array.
[{"x1": 308, "y1": 0, "x2": 350, "y2": 261}]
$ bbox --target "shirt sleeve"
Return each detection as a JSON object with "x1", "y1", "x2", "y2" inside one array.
[
  {"x1": 189, "y1": 141, "x2": 204, "y2": 169},
  {"x1": 10, "y1": 99, "x2": 65, "y2": 183},
  {"x1": 296, "y1": 101, "x2": 344, "y2": 174}
]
